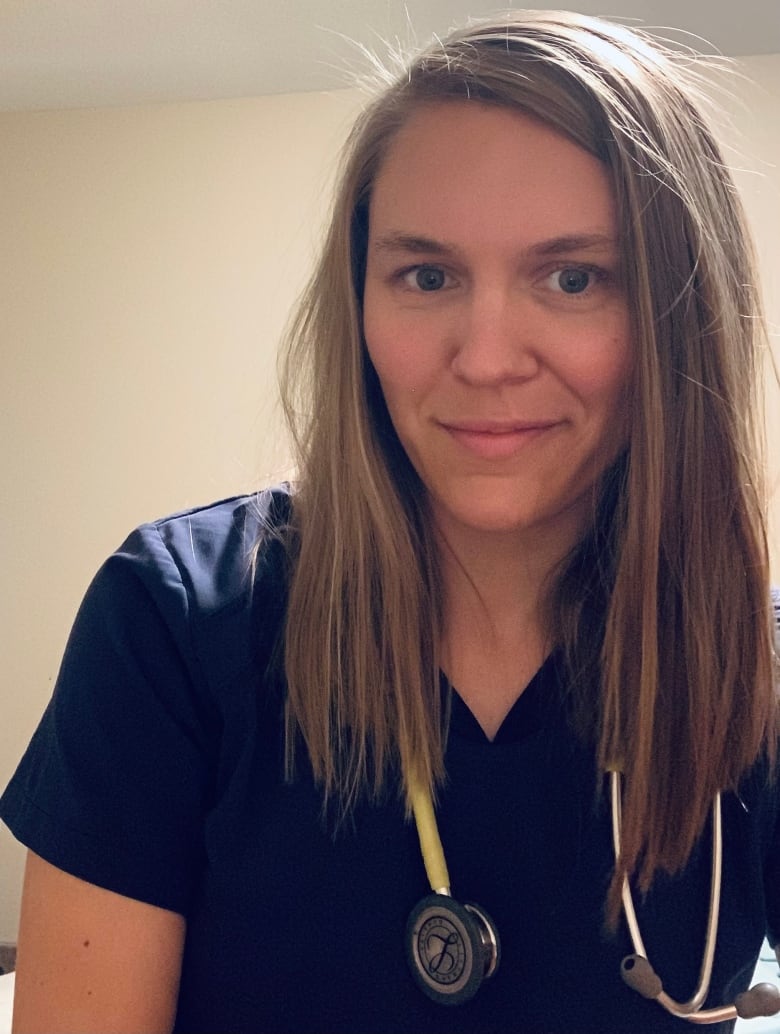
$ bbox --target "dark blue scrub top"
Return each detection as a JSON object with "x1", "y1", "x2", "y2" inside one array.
[{"x1": 2, "y1": 488, "x2": 778, "y2": 1033}]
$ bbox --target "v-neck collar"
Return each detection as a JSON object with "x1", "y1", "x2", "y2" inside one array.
[{"x1": 446, "y1": 650, "x2": 566, "y2": 745}]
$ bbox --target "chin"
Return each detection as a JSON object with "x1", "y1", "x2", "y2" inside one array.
[
  {"x1": 430, "y1": 486, "x2": 593, "y2": 550},
  {"x1": 436, "y1": 502, "x2": 542, "y2": 538}
]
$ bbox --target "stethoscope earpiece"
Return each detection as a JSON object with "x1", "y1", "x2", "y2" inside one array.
[
  {"x1": 405, "y1": 893, "x2": 501, "y2": 1005},
  {"x1": 621, "y1": 953, "x2": 780, "y2": 1022},
  {"x1": 409, "y1": 773, "x2": 780, "y2": 1019},
  {"x1": 613, "y1": 774, "x2": 780, "y2": 1024},
  {"x1": 734, "y1": 983, "x2": 780, "y2": 1020},
  {"x1": 620, "y1": 954, "x2": 663, "y2": 998}
]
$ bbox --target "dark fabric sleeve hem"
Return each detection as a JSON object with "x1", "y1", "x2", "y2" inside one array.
[{"x1": 1, "y1": 780, "x2": 191, "y2": 917}]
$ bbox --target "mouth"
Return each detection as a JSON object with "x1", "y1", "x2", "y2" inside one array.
[{"x1": 440, "y1": 420, "x2": 561, "y2": 460}]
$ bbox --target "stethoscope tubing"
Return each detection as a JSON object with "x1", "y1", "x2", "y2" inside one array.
[
  {"x1": 610, "y1": 770, "x2": 734, "y2": 1022},
  {"x1": 410, "y1": 775, "x2": 450, "y2": 895},
  {"x1": 410, "y1": 767, "x2": 778, "y2": 1022}
]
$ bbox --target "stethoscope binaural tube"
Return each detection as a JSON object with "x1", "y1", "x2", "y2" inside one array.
[
  {"x1": 611, "y1": 770, "x2": 780, "y2": 1024},
  {"x1": 406, "y1": 768, "x2": 780, "y2": 1021}
]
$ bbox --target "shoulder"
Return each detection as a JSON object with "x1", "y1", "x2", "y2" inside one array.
[
  {"x1": 0, "y1": 488, "x2": 295, "y2": 914},
  {"x1": 67, "y1": 486, "x2": 294, "y2": 697},
  {"x1": 106, "y1": 486, "x2": 293, "y2": 623}
]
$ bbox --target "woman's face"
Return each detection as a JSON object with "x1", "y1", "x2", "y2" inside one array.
[{"x1": 363, "y1": 101, "x2": 632, "y2": 553}]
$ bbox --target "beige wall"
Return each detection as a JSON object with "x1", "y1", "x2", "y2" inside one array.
[
  {"x1": 714, "y1": 56, "x2": 780, "y2": 571},
  {"x1": 1, "y1": 57, "x2": 779, "y2": 941},
  {"x1": 0, "y1": 88, "x2": 364, "y2": 941}
]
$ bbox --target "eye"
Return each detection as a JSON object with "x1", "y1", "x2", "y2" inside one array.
[
  {"x1": 554, "y1": 267, "x2": 593, "y2": 294},
  {"x1": 404, "y1": 265, "x2": 448, "y2": 292}
]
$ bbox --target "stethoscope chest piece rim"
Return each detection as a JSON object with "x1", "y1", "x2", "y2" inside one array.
[{"x1": 405, "y1": 893, "x2": 501, "y2": 1005}]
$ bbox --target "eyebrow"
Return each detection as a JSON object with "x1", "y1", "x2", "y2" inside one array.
[
  {"x1": 370, "y1": 231, "x2": 618, "y2": 257},
  {"x1": 372, "y1": 233, "x2": 452, "y2": 255}
]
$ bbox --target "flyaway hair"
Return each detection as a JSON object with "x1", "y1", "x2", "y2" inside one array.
[{"x1": 278, "y1": 11, "x2": 778, "y2": 922}]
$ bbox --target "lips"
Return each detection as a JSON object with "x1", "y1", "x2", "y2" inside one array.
[{"x1": 440, "y1": 419, "x2": 561, "y2": 460}]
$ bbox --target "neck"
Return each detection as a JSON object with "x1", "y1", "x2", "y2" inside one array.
[
  {"x1": 434, "y1": 513, "x2": 581, "y2": 739},
  {"x1": 435, "y1": 509, "x2": 582, "y2": 628}
]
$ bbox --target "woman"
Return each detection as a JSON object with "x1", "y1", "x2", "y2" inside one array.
[{"x1": 2, "y1": 10, "x2": 778, "y2": 1033}]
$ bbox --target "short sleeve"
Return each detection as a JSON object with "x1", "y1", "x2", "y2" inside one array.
[
  {"x1": 766, "y1": 587, "x2": 780, "y2": 947},
  {"x1": 0, "y1": 522, "x2": 219, "y2": 915}
]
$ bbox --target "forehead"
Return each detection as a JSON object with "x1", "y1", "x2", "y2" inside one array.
[{"x1": 369, "y1": 101, "x2": 618, "y2": 245}]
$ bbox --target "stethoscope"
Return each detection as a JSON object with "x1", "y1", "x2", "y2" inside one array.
[{"x1": 405, "y1": 771, "x2": 780, "y2": 1022}]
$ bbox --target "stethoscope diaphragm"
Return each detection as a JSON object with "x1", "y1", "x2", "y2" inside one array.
[
  {"x1": 406, "y1": 766, "x2": 780, "y2": 1021},
  {"x1": 405, "y1": 893, "x2": 501, "y2": 1005}
]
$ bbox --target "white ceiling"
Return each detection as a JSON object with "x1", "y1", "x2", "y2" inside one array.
[{"x1": 2, "y1": 0, "x2": 779, "y2": 113}]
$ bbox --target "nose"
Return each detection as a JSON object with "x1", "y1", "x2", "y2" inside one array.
[{"x1": 449, "y1": 286, "x2": 541, "y2": 385}]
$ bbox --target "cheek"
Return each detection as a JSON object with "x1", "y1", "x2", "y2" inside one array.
[
  {"x1": 570, "y1": 325, "x2": 632, "y2": 405},
  {"x1": 363, "y1": 297, "x2": 394, "y2": 382},
  {"x1": 586, "y1": 337, "x2": 634, "y2": 445},
  {"x1": 363, "y1": 306, "x2": 431, "y2": 398},
  {"x1": 604, "y1": 329, "x2": 634, "y2": 403}
]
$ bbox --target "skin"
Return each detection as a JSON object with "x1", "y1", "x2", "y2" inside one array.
[
  {"x1": 10, "y1": 101, "x2": 634, "y2": 1029},
  {"x1": 363, "y1": 101, "x2": 632, "y2": 735},
  {"x1": 12, "y1": 852, "x2": 184, "y2": 1032}
]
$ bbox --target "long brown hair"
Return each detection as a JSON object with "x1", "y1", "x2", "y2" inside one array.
[{"x1": 278, "y1": 11, "x2": 777, "y2": 910}]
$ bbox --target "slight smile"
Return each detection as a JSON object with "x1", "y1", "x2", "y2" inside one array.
[{"x1": 440, "y1": 420, "x2": 562, "y2": 460}]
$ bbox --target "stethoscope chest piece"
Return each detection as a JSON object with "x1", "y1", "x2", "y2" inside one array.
[{"x1": 405, "y1": 893, "x2": 501, "y2": 1005}]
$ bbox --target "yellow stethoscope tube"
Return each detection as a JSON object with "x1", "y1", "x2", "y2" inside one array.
[
  {"x1": 409, "y1": 776, "x2": 450, "y2": 895},
  {"x1": 409, "y1": 770, "x2": 780, "y2": 1022}
]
